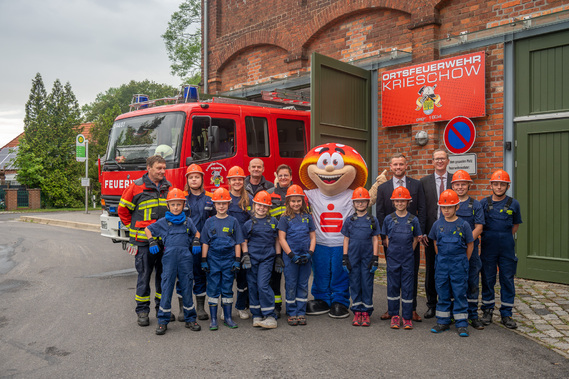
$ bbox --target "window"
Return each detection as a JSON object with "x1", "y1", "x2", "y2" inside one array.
[
  {"x1": 245, "y1": 116, "x2": 269, "y2": 157},
  {"x1": 276, "y1": 119, "x2": 306, "y2": 158},
  {"x1": 190, "y1": 116, "x2": 236, "y2": 162}
]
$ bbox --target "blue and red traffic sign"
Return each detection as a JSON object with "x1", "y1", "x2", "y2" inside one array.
[{"x1": 443, "y1": 116, "x2": 476, "y2": 154}]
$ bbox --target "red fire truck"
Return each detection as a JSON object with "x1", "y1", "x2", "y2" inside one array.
[{"x1": 99, "y1": 86, "x2": 311, "y2": 245}]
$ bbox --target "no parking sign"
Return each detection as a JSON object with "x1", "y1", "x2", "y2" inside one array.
[{"x1": 443, "y1": 116, "x2": 476, "y2": 154}]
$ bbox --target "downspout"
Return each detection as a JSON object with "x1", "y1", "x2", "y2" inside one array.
[{"x1": 203, "y1": 0, "x2": 208, "y2": 94}]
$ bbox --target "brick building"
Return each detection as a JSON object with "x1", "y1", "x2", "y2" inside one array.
[{"x1": 202, "y1": 0, "x2": 569, "y2": 284}]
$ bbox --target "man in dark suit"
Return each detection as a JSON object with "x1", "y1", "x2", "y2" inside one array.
[
  {"x1": 370, "y1": 153, "x2": 426, "y2": 322},
  {"x1": 420, "y1": 149, "x2": 452, "y2": 319}
]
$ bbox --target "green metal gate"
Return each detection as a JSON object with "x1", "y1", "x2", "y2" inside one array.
[
  {"x1": 310, "y1": 53, "x2": 372, "y2": 187},
  {"x1": 515, "y1": 29, "x2": 569, "y2": 284}
]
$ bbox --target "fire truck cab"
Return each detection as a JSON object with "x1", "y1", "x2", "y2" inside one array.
[{"x1": 99, "y1": 86, "x2": 311, "y2": 244}]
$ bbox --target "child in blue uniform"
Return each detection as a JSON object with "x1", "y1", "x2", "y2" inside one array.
[
  {"x1": 381, "y1": 186, "x2": 422, "y2": 330},
  {"x1": 243, "y1": 191, "x2": 283, "y2": 329},
  {"x1": 451, "y1": 170, "x2": 485, "y2": 330},
  {"x1": 479, "y1": 169, "x2": 522, "y2": 329},
  {"x1": 277, "y1": 185, "x2": 316, "y2": 326},
  {"x1": 144, "y1": 188, "x2": 201, "y2": 335},
  {"x1": 341, "y1": 187, "x2": 380, "y2": 327},
  {"x1": 226, "y1": 166, "x2": 253, "y2": 320},
  {"x1": 429, "y1": 189, "x2": 474, "y2": 337},
  {"x1": 201, "y1": 187, "x2": 244, "y2": 330}
]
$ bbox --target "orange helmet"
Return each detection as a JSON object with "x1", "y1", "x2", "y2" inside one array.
[
  {"x1": 490, "y1": 169, "x2": 511, "y2": 183},
  {"x1": 352, "y1": 187, "x2": 370, "y2": 200},
  {"x1": 438, "y1": 189, "x2": 460, "y2": 206},
  {"x1": 286, "y1": 184, "x2": 305, "y2": 198},
  {"x1": 390, "y1": 186, "x2": 412, "y2": 201},
  {"x1": 253, "y1": 191, "x2": 272, "y2": 206},
  {"x1": 227, "y1": 166, "x2": 246, "y2": 179},
  {"x1": 451, "y1": 170, "x2": 472, "y2": 183},
  {"x1": 212, "y1": 187, "x2": 231, "y2": 202},
  {"x1": 166, "y1": 188, "x2": 186, "y2": 202},
  {"x1": 185, "y1": 164, "x2": 204, "y2": 177}
]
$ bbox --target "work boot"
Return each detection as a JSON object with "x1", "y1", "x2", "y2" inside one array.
[
  {"x1": 209, "y1": 305, "x2": 218, "y2": 331},
  {"x1": 185, "y1": 321, "x2": 201, "y2": 332},
  {"x1": 481, "y1": 308, "x2": 493, "y2": 326},
  {"x1": 259, "y1": 316, "x2": 278, "y2": 329},
  {"x1": 155, "y1": 323, "x2": 167, "y2": 335},
  {"x1": 501, "y1": 316, "x2": 518, "y2": 329},
  {"x1": 430, "y1": 323, "x2": 450, "y2": 333},
  {"x1": 137, "y1": 312, "x2": 149, "y2": 327},
  {"x1": 196, "y1": 295, "x2": 209, "y2": 320},
  {"x1": 170, "y1": 313, "x2": 176, "y2": 322},
  {"x1": 275, "y1": 301, "x2": 282, "y2": 319},
  {"x1": 469, "y1": 318, "x2": 485, "y2": 330},
  {"x1": 177, "y1": 297, "x2": 185, "y2": 322},
  {"x1": 457, "y1": 327, "x2": 469, "y2": 337},
  {"x1": 222, "y1": 304, "x2": 238, "y2": 328}
]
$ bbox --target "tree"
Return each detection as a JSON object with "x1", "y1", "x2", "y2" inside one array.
[{"x1": 162, "y1": 0, "x2": 202, "y2": 83}]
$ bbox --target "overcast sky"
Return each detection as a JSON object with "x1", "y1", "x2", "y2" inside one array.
[{"x1": 0, "y1": 0, "x2": 184, "y2": 147}]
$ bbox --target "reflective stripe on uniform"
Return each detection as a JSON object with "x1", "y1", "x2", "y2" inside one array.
[
  {"x1": 261, "y1": 306, "x2": 275, "y2": 312},
  {"x1": 401, "y1": 298, "x2": 413, "y2": 304},
  {"x1": 454, "y1": 313, "x2": 468, "y2": 320},
  {"x1": 136, "y1": 295, "x2": 150, "y2": 302},
  {"x1": 482, "y1": 300, "x2": 495, "y2": 305},
  {"x1": 274, "y1": 295, "x2": 282, "y2": 304},
  {"x1": 183, "y1": 304, "x2": 196, "y2": 311},
  {"x1": 249, "y1": 305, "x2": 261, "y2": 309},
  {"x1": 159, "y1": 306, "x2": 171, "y2": 313},
  {"x1": 269, "y1": 207, "x2": 285, "y2": 217},
  {"x1": 436, "y1": 311, "x2": 451, "y2": 317},
  {"x1": 501, "y1": 301, "x2": 515, "y2": 307},
  {"x1": 237, "y1": 287, "x2": 248, "y2": 292},
  {"x1": 221, "y1": 297, "x2": 233, "y2": 304},
  {"x1": 119, "y1": 198, "x2": 135, "y2": 210},
  {"x1": 296, "y1": 297, "x2": 307, "y2": 302},
  {"x1": 387, "y1": 296, "x2": 400, "y2": 301},
  {"x1": 208, "y1": 297, "x2": 218, "y2": 304},
  {"x1": 155, "y1": 292, "x2": 162, "y2": 299}
]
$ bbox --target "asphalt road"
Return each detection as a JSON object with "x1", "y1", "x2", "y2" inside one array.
[{"x1": 1, "y1": 216, "x2": 568, "y2": 378}]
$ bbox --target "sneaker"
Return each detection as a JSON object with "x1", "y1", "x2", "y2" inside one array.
[
  {"x1": 501, "y1": 316, "x2": 518, "y2": 329},
  {"x1": 361, "y1": 312, "x2": 371, "y2": 327},
  {"x1": 252, "y1": 317, "x2": 263, "y2": 327},
  {"x1": 137, "y1": 312, "x2": 149, "y2": 327},
  {"x1": 352, "y1": 312, "x2": 362, "y2": 326},
  {"x1": 457, "y1": 327, "x2": 469, "y2": 337},
  {"x1": 403, "y1": 319, "x2": 413, "y2": 329},
  {"x1": 431, "y1": 323, "x2": 450, "y2": 333},
  {"x1": 469, "y1": 318, "x2": 485, "y2": 330},
  {"x1": 297, "y1": 315, "x2": 307, "y2": 326},
  {"x1": 259, "y1": 316, "x2": 278, "y2": 329},
  {"x1": 155, "y1": 323, "x2": 167, "y2": 335},
  {"x1": 390, "y1": 315, "x2": 401, "y2": 329},
  {"x1": 287, "y1": 316, "x2": 298, "y2": 326},
  {"x1": 238, "y1": 309, "x2": 250, "y2": 320},
  {"x1": 185, "y1": 321, "x2": 201, "y2": 331},
  {"x1": 481, "y1": 309, "x2": 493, "y2": 326}
]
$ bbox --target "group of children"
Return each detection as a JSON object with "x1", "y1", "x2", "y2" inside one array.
[{"x1": 144, "y1": 165, "x2": 522, "y2": 338}]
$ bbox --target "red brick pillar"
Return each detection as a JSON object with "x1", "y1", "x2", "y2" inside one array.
[
  {"x1": 28, "y1": 188, "x2": 41, "y2": 210},
  {"x1": 5, "y1": 189, "x2": 18, "y2": 211}
]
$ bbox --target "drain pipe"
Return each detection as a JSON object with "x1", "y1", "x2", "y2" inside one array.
[{"x1": 203, "y1": 0, "x2": 208, "y2": 94}]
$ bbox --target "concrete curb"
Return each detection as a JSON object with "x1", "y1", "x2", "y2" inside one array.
[{"x1": 19, "y1": 216, "x2": 100, "y2": 233}]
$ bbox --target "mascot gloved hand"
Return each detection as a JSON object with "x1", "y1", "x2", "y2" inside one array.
[{"x1": 299, "y1": 143, "x2": 368, "y2": 318}]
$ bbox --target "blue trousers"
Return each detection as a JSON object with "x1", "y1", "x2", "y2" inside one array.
[
  {"x1": 134, "y1": 245, "x2": 163, "y2": 314},
  {"x1": 311, "y1": 244, "x2": 350, "y2": 307},
  {"x1": 235, "y1": 267, "x2": 249, "y2": 310},
  {"x1": 175, "y1": 254, "x2": 207, "y2": 299},
  {"x1": 348, "y1": 251, "x2": 374, "y2": 315},
  {"x1": 248, "y1": 255, "x2": 276, "y2": 318},
  {"x1": 467, "y1": 242, "x2": 481, "y2": 319},
  {"x1": 206, "y1": 254, "x2": 234, "y2": 305},
  {"x1": 157, "y1": 250, "x2": 197, "y2": 324},
  {"x1": 284, "y1": 253, "x2": 311, "y2": 316},
  {"x1": 386, "y1": 255, "x2": 414, "y2": 320},
  {"x1": 481, "y1": 247, "x2": 518, "y2": 317},
  {"x1": 435, "y1": 254, "x2": 469, "y2": 327}
]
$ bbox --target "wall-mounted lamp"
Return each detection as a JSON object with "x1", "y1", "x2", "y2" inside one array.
[{"x1": 415, "y1": 130, "x2": 429, "y2": 146}]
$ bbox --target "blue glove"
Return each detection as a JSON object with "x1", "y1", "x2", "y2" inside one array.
[
  {"x1": 287, "y1": 252, "x2": 301, "y2": 265},
  {"x1": 149, "y1": 240, "x2": 160, "y2": 255},
  {"x1": 241, "y1": 254, "x2": 251, "y2": 270},
  {"x1": 201, "y1": 258, "x2": 209, "y2": 273},
  {"x1": 192, "y1": 237, "x2": 201, "y2": 255},
  {"x1": 274, "y1": 255, "x2": 285, "y2": 273},
  {"x1": 231, "y1": 258, "x2": 241, "y2": 272},
  {"x1": 299, "y1": 252, "x2": 311, "y2": 264},
  {"x1": 342, "y1": 255, "x2": 351, "y2": 273},
  {"x1": 368, "y1": 256, "x2": 379, "y2": 274}
]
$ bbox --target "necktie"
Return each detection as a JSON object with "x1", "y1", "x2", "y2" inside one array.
[
  {"x1": 439, "y1": 176, "x2": 445, "y2": 194},
  {"x1": 398, "y1": 179, "x2": 403, "y2": 188}
]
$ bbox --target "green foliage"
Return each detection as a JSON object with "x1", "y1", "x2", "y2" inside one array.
[{"x1": 162, "y1": 0, "x2": 202, "y2": 82}]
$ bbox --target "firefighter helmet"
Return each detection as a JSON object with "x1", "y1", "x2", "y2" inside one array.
[
  {"x1": 438, "y1": 189, "x2": 460, "y2": 206},
  {"x1": 227, "y1": 166, "x2": 246, "y2": 179},
  {"x1": 155, "y1": 144, "x2": 174, "y2": 159},
  {"x1": 490, "y1": 169, "x2": 511, "y2": 183},
  {"x1": 166, "y1": 188, "x2": 186, "y2": 202},
  {"x1": 212, "y1": 187, "x2": 231, "y2": 202},
  {"x1": 286, "y1": 184, "x2": 305, "y2": 198},
  {"x1": 451, "y1": 170, "x2": 472, "y2": 183},
  {"x1": 253, "y1": 191, "x2": 272, "y2": 206},
  {"x1": 352, "y1": 187, "x2": 371, "y2": 200},
  {"x1": 390, "y1": 186, "x2": 412, "y2": 201},
  {"x1": 185, "y1": 164, "x2": 204, "y2": 177}
]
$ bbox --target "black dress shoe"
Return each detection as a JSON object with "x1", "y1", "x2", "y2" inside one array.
[
  {"x1": 306, "y1": 299, "x2": 330, "y2": 315},
  {"x1": 329, "y1": 302, "x2": 350, "y2": 319},
  {"x1": 424, "y1": 307, "x2": 436, "y2": 319}
]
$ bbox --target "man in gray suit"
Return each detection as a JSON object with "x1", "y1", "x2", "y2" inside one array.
[{"x1": 420, "y1": 149, "x2": 453, "y2": 319}]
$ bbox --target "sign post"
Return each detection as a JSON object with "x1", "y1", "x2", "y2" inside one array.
[{"x1": 76, "y1": 134, "x2": 89, "y2": 214}]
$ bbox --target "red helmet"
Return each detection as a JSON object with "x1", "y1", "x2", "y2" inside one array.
[
  {"x1": 390, "y1": 186, "x2": 412, "y2": 201},
  {"x1": 212, "y1": 187, "x2": 231, "y2": 202},
  {"x1": 438, "y1": 189, "x2": 460, "y2": 206},
  {"x1": 253, "y1": 190, "x2": 272, "y2": 206},
  {"x1": 352, "y1": 187, "x2": 370, "y2": 200},
  {"x1": 227, "y1": 166, "x2": 246, "y2": 179},
  {"x1": 166, "y1": 188, "x2": 186, "y2": 202},
  {"x1": 451, "y1": 170, "x2": 472, "y2": 183},
  {"x1": 185, "y1": 164, "x2": 204, "y2": 177},
  {"x1": 490, "y1": 169, "x2": 511, "y2": 183},
  {"x1": 286, "y1": 184, "x2": 305, "y2": 198}
]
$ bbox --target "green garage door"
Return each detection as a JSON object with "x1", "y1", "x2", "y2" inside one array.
[{"x1": 515, "y1": 29, "x2": 569, "y2": 284}]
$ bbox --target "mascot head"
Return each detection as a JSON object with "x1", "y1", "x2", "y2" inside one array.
[{"x1": 299, "y1": 143, "x2": 368, "y2": 197}]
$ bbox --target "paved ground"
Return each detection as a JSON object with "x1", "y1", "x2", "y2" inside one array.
[{"x1": 11, "y1": 210, "x2": 569, "y2": 359}]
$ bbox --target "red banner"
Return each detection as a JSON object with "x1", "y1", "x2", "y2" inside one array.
[{"x1": 381, "y1": 51, "x2": 486, "y2": 127}]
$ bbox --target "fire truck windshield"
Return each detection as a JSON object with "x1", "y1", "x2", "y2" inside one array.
[{"x1": 104, "y1": 112, "x2": 185, "y2": 170}]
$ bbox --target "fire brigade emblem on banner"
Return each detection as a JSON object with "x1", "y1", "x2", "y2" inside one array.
[{"x1": 416, "y1": 85, "x2": 442, "y2": 115}]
